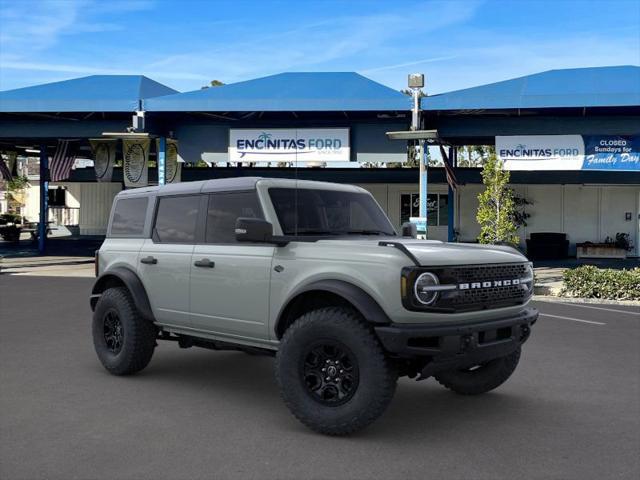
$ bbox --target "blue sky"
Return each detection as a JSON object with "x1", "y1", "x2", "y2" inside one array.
[{"x1": 0, "y1": 0, "x2": 638, "y2": 94}]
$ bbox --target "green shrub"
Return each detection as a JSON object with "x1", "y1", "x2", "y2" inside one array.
[{"x1": 561, "y1": 265, "x2": 640, "y2": 300}]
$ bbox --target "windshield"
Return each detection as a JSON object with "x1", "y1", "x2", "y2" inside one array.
[{"x1": 269, "y1": 188, "x2": 396, "y2": 236}]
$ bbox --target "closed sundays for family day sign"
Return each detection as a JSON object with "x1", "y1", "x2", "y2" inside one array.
[
  {"x1": 229, "y1": 128, "x2": 350, "y2": 163},
  {"x1": 497, "y1": 135, "x2": 640, "y2": 171}
]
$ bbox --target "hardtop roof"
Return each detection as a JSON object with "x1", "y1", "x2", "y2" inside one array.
[{"x1": 115, "y1": 177, "x2": 365, "y2": 198}]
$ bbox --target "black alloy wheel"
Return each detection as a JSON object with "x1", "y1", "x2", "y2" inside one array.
[
  {"x1": 92, "y1": 287, "x2": 156, "y2": 376},
  {"x1": 103, "y1": 310, "x2": 124, "y2": 354},
  {"x1": 276, "y1": 306, "x2": 398, "y2": 435},
  {"x1": 302, "y1": 341, "x2": 359, "y2": 406}
]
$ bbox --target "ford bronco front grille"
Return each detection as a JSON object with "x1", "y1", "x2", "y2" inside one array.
[
  {"x1": 435, "y1": 263, "x2": 531, "y2": 312},
  {"x1": 402, "y1": 263, "x2": 533, "y2": 313}
]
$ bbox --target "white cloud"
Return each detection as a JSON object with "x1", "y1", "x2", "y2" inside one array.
[
  {"x1": 0, "y1": 0, "x2": 153, "y2": 56},
  {"x1": 360, "y1": 56, "x2": 459, "y2": 74},
  {"x1": 0, "y1": 60, "x2": 209, "y2": 81}
]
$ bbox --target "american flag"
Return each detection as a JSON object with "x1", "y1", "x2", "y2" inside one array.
[
  {"x1": 439, "y1": 145, "x2": 458, "y2": 190},
  {"x1": 0, "y1": 157, "x2": 12, "y2": 181},
  {"x1": 49, "y1": 140, "x2": 78, "y2": 182}
]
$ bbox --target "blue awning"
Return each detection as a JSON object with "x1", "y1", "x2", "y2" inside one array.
[
  {"x1": 145, "y1": 72, "x2": 411, "y2": 112},
  {"x1": 0, "y1": 75, "x2": 178, "y2": 113},
  {"x1": 422, "y1": 66, "x2": 640, "y2": 111}
]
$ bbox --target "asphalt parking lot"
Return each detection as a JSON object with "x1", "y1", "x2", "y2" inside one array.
[{"x1": 1, "y1": 275, "x2": 638, "y2": 480}]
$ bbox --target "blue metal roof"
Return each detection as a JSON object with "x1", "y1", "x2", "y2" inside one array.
[
  {"x1": 422, "y1": 66, "x2": 640, "y2": 111},
  {"x1": 0, "y1": 75, "x2": 178, "y2": 113},
  {"x1": 145, "y1": 72, "x2": 411, "y2": 112}
]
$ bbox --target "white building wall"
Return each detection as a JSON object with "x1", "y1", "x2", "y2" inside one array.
[
  {"x1": 77, "y1": 182, "x2": 121, "y2": 235},
  {"x1": 356, "y1": 182, "x2": 639, "y2": 257},
  {"x1": 18, "y1": 179, "x2": 638, "y2": 257},
  {"x1": 23, "y1": 181, "x2": 41, "y2": 222},
  {"x1": 562, "y1": 186, "x2": 599, "y2": 254},
  {"x1": 599, "y1": 187, "x2": 639, "y2": 254}
]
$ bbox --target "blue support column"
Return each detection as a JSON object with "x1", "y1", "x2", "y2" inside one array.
[
  {"x1": 38, "y1": 145, "x2": 48, "y2": 254},
  {"x1": 447, "y1": 146, "x2": 456, "y2": 242},
  {"x1": 157, "y1": 137, "x2": 166, "y2": 186}
]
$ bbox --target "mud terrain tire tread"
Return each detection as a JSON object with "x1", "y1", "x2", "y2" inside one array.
[
  {"x1": 434, "y1": 347, "x2": 521, "y2": 395},
  {"x1": 275, "y1": 307, "x2": 397, "y2": 436},
  {"x1": 92, "y1": 287, "x2": 156, "y2": 376}
]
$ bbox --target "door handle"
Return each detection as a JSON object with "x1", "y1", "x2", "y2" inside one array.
[
  {"x1": 140, "y1": 256, "x2": 157, "y2": 265},
  {"x1": 194, "y1": 258, "x2": 215, "y2": 268}
]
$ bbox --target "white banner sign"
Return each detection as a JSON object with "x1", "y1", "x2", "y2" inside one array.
[
  {"x1": 122, "y1": 138, "x2": 149, "y2": 188},
  {"x1": 496, "y1": 135, "x2": 585, "y2": 170},
  {"x1": 90, "y1": 139, "x2": 116, "y2": 182},
  {"x1": 166, "y1": 139, "x2": 181, "y2": 183},
  {"x1": 229, "y1": 128, "x2": 350, "y2": 163}
]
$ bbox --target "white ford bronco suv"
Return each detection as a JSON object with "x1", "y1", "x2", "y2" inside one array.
[{"x1": 91, "y1": 177, "x2": 537, "y2": 435}]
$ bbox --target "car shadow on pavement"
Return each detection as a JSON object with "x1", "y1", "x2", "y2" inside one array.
[{"x1": 102, "y1": 346, "x2": 550, "y2": 440}]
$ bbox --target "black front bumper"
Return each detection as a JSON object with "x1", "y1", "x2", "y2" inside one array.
[{"x1": 374, "y1": 307, "x2": 538, "y2": 378}]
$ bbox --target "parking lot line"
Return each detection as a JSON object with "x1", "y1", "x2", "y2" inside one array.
[
  {"x1": 539, "y1": 313, "x2": 606, "y2": 326},
  {"x1": 542, "y1": 302, "x2": 640, "y2": 317}
]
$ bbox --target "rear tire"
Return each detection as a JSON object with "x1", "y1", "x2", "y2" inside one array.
[
  {"x1": 276, "y1": 307, "x2": 397, "y2": 436},
  {"x1": 92, "y1": 287, "x2": 156, "y2": 376},
  {"x1": 434, "y1": 348, "x2": 521, "y2": 395}
]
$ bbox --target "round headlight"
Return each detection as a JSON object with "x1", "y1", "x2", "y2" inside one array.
[
  {"x1": 523, "y1": 263, "x2": 535, "y2": 292},
  {"x1": 414, "y1": 272, "x2": 440, "y2": 305}
]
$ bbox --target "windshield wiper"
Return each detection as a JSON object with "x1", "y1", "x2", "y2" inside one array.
[
  {"x1": 293, "y1": 230, "x2": 341, "y2": 236},
  {"x1": 344, "y1": 230, "x2": 393, "y2": 236}
]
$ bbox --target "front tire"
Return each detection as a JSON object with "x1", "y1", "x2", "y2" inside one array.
[
  {"x1": 92, "y1": 287, "x2": 156, "y2": 376},
  {"x1": 275, "y1": 307, "x2": 397, "y2": 436},
  {"x1": 434, "y1": 347, "x2": 521, "y2": 395}
]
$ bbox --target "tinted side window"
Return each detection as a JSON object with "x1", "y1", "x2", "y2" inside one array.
[
  {"x1": 110, "y1": 197, "x2": 148, "y2": 236},
  {"x1": 206, "y1": 192, "x2": 263, "y2": 243},
  {"x1": 154, "y1": 195, "x2": 200, "y2": 244}
]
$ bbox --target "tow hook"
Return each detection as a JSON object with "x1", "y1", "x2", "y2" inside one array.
[
  {"x1": 520, "y1": 325, "x2": 531, "y2": 341},
  {"x1": 461, "y1": 334, "x2": 475, "y2": 352}
]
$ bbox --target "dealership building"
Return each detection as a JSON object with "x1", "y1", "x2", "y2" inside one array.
[{"x1": 0, "y1": 66, "x2": 639, "y2": 257}]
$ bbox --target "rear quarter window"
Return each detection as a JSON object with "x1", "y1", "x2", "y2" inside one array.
[
  {"x1": 153, "y1": 195, "x2": 200, "y2": 244},
  {"x1": 110, "y1": 197, "x2": 148, "y2": 236}
]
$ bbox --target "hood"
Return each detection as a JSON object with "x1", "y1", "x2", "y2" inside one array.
[
  {"x1": 316, "y1": 237, "x2": 527, "y2": 266},
  {"x1": 399, "y1": 240, "x2": 527, "y2": 266}
]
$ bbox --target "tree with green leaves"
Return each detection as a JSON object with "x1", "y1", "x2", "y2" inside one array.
[
  {"x1": 476, "y1": 153, "x2": 518, "y2": 245},
  {"x1": 201, "y1": 80, "x2": 225, "y2": 89},
  {"x1": 457, "y1": 145, "x2": 495, "y2": 167}
]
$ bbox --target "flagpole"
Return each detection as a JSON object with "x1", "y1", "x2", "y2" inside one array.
[{"x1": 38, "y1": 144, "x2": 48, "y2": 254}]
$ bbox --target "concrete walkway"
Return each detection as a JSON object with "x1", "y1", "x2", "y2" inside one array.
[
  {"x1": 533, "y1": 266, "x2": 565, "y2": 296},
  {"x1": 0, "y1": 255, "x2": 94, "y2": 276}
]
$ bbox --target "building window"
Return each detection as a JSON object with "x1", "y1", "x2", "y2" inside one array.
[
  {"x1": 48, "y1": 187, "x2": 66, "y2": 207},
  {"x1": 400, "y1": 193, "x2": 449, "y2": 227}
]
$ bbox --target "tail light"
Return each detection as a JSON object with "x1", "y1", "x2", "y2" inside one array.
[{"x1": 94, "y1": 250, "x2": 99, "y2": 277}]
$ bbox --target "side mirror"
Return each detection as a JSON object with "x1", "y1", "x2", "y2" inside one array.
[
  {"x1": 235, "y1": 218, "x2": 274, "y2": 243},
  {"x1": 401, "y1": 222, "x2": 417, "y2": 238}
]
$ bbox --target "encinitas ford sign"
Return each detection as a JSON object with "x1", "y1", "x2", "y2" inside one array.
[
  {"x1": 497, "y1": 135, "x2": 585, "y2": 170},
  {"x1": 229, "y1": 128, "x2": 350, "y2": 163},
  {"x1": 497, "y1": 135, "x2": 640, "y2": 171}
]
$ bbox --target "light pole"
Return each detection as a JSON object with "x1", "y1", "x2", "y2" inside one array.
[{"x1": 408, "y1": 73, "x2": 427, "y2": 238}]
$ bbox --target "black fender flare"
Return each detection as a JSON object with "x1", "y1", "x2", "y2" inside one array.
[
  {"x1": 275, "y1": 279, "x2": 391, "y2": 337},
  {"x1": 90, "y1": 267, "x2": 154, "y2": 322}
]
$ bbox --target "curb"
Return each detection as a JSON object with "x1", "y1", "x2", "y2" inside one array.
[
  {"x1": 0, "y1": 259, "x2": 94, "y2": 269},
  {"x1": 534, "y1": 284, "x2": 562, "y2": 296},
  {"x1": 533, "y1": 295, "x2": 640, "y2": 307}
]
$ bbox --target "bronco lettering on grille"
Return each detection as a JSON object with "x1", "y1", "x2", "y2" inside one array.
[{"x1": 459, "y1": 279, "x2": 521, "y2": 290}]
